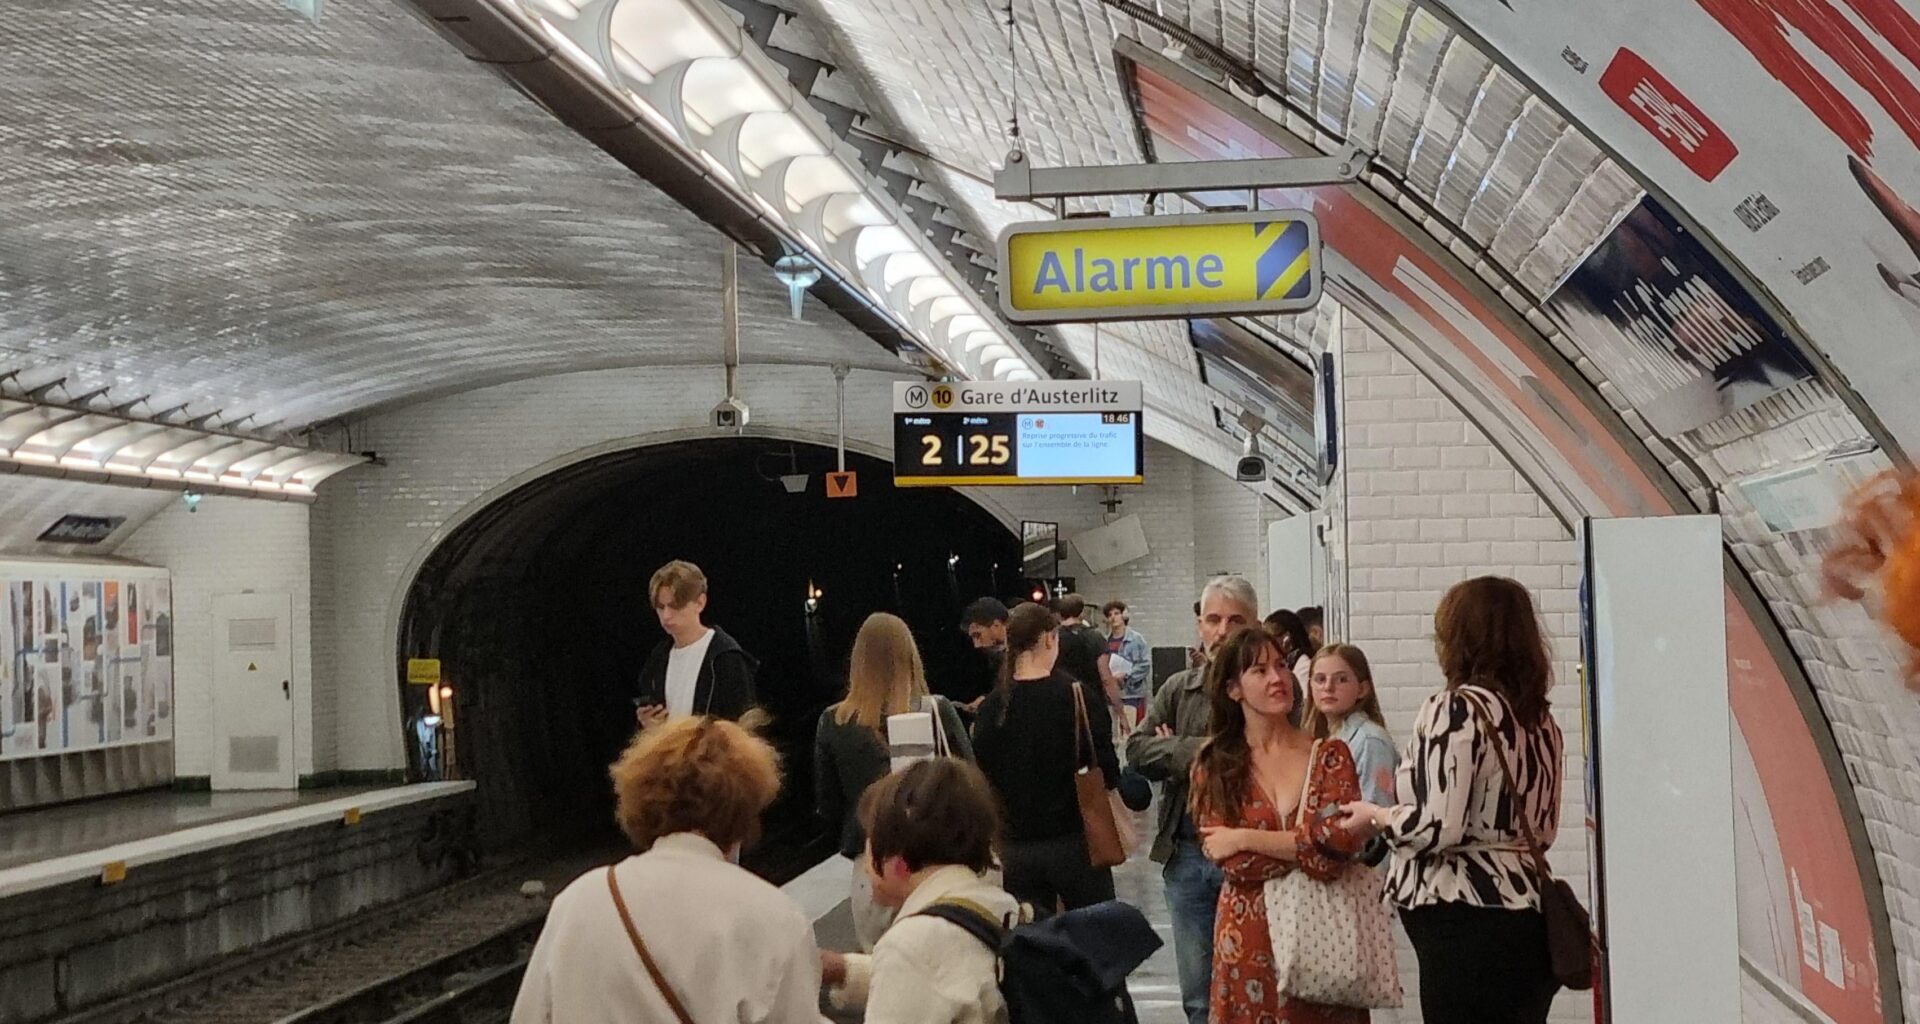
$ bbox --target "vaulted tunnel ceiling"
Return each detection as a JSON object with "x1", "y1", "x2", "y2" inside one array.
[{"x1": 10, "y1": 0, "x2": 1920, "y2": 1017}]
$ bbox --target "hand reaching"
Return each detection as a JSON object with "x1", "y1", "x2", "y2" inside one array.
[
  {"x1": 1334, "y1": 800, "x2": 1384, "y2": 836},
  {"x1": 820, "y1": 950, "x2": 848, "y2": 987}
]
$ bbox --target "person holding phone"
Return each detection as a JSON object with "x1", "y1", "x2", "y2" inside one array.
[{"x1": 634, "y1": 560, "x2": 758, "y2": 727}]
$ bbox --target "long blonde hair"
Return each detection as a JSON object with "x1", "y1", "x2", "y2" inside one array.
[
  {"x1": 835, "y1": 612, "x2": 929, "y2": 730},
  {"x1": 1299, "y1": 643, "x2": 1388, "y2": 740}
]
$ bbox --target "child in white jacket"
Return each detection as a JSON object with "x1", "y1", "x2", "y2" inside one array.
[{"x1": 822, "y1": 759, "x2": 1024, "y2": 1024}]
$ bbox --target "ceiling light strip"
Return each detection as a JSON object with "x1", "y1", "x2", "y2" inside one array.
[
  {"x1": 498, "y1": 0, "x2": 1044, "y2": 382},
  {"x1": 0, "y1": 397, "x2": 364, "y2": 501}
]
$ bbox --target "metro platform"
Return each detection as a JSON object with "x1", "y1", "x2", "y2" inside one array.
[
  {"x1": 0, "y1": 782, "x2": 477, "y2": 1023},
  {"x1": 0, "y1": 785, "x2": 393, "y2": 874}
]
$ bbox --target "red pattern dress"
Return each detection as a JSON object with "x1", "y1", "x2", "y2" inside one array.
[{"x1": 1195, "y1": 740, "x2": 1368, "y2": 1024}]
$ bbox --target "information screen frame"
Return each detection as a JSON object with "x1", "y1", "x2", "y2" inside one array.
[{"x1": 892, "y1": 381, "x2": 1145, "y2": 487}]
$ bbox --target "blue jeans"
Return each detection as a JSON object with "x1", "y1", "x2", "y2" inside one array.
[{"x1": 1163, "y1": 839, "x2": 1224, "y2": 1024}]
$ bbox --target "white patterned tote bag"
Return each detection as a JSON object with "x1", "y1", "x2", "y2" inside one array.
[{"x1": 1262, "y1": 741, "x2": 1403, "y2": 1008}]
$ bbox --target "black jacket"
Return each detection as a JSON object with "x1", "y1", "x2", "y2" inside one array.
[
  {"x1": 814, "y1": 696, "x2": 974, "y2": 857},
  {"x1": 636, "y1": 626, "x2": 758, "y2": 720},
  {"x1": 1056, "y1": 621, "x2": 1106, "y2": 692}
]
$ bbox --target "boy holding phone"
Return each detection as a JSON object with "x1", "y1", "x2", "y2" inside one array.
[{"x1": 634, "y1": 560, "x2": 758, "y2": 726}]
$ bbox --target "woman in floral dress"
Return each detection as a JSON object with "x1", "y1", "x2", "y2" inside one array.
[{"x1": 1190, "y1": 626, "x2": 1367, "y2": 1024}]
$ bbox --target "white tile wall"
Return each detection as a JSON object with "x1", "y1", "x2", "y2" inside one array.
[
  {"x1": 115, "y1": 496, "x2": 315, "y2": 779},
  {"x1": 1338, "y1": 320, "x2": 1590, "y2": 1024},
  {"x1": 311, "y1": 363, "x2": 1277, "y2": 772}
]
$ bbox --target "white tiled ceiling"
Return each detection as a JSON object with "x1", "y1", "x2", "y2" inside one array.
[{"x1": 0, "y1": 0, "x2": 901, "y2": 435}]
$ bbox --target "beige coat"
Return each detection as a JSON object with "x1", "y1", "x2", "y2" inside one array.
[
  {"x1": 511, "y1": 833, "x2": 825, "y2": 1024},
  {"x1": 829, "y1": 865, "x2": 1022, "y2": 1024}
]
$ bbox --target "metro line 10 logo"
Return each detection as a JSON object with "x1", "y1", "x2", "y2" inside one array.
[{"x1": 931, "y1": 385, "x2": 955, "y2": 409}]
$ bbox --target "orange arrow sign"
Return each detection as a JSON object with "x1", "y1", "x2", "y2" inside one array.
[{"x1": 826, "y1": 471, "x2": 858, "y2": 499}]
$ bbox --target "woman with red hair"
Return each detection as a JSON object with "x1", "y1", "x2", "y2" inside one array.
[{"x1": 1825, "y1": 469, "x2": 1920, "y2": 688}]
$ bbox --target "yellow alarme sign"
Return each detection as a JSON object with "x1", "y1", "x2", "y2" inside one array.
[
  {"x1": 406, "y1": 658, "x2": 442, "y2": 685},
  {"x1": 998, "y1": 210, "x2": 1321, "y2": 324}
]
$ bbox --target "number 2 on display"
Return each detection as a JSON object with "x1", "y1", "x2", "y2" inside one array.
[{"x1": 919, "y1": 433, "x2": 1010, "y2": 467}]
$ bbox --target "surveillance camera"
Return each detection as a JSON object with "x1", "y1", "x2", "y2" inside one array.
[
  {"x1": 711, "y1": 397, "x2": 749, "y2": 431},
  {"x1": 1234, "y1": 454, "x2": 1271, "y2": 483}
]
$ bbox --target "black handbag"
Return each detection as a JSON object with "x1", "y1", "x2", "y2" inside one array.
[{"x1": 1465, "y1": 693, "x2": 1596, "y2": 991}]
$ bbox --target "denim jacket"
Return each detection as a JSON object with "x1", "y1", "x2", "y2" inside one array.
[{"x1": 1106, "y1": 628, "x2": 1152, "y2": 699}]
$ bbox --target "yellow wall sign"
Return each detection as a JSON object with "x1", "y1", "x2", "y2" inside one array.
[
  {"x1": 998, "y1": 210, "x2": 1321, "y2": 323},
  {"x1": 406, "y1": 658, "x2": 442, "y2": 685}
]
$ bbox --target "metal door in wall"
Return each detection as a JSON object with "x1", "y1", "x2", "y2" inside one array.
[{"x1": 211, "y1": 592, "x2": 296, "y2": 790}]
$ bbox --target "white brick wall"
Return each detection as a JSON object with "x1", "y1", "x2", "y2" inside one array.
[
  {"x1": 312, "y1": 363, "x2": 1274, "y2": 771},
  {"x1": 116, "y1": 496, "x2": 315, "y2": 779},
  {"x1": 1337, "y1": 321, "x2": 1590, "y2": 1024}
]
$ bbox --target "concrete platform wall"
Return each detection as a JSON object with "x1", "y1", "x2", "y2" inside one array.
[{"x1": 0, "y1": 789, "x2": 475, "y2": 1024}]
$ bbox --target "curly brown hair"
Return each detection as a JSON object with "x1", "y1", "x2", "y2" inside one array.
[
  {"x1": 1190, "y1": 626, "x2": 1291, "y2": 823},
  {"x1": 610, "y1": 716, "x2": 780, "y2": 852},
  {"x1": 1433, "y1": 576, "x2": 1552, "y2": 727}
]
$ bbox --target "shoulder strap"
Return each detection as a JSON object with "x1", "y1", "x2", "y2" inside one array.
[
  {"x1": 916, "y1": 899, "x2": 1007, "y2": 953},
  {"x1": 1460, "y1": 691, "x2": 1555, "y2": 880},
  {"x1": 1295, "y1": 739, "x2": 1322, "y2": 818},
  {"x1": 929, "y1": 695, "x2": 951, "y2": 757},
  {"x1": 606, "y1": 866, "x2": 697, "y2": 1024},
  {"x1": 1070, "y1": 679, "x2": 1094, "y2": 769}
]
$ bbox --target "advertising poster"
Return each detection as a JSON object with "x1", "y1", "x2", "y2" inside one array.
[
  {"x1": 1548, "y1": 196, "x2": 1814, "y2": 434},
  {"x1": 1433, "y1": 0, "x2": 1920, "y2": 474},
  {"x1": 1126, "y1": 47, "x2": 1885, "y2": 1020},
  {"x1": 0, "y1": 562, "x2": 172, "y2": 760}
]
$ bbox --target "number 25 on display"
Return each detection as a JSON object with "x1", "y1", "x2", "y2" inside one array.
[{"x1": 921, "y1": 433, "x2": 1011, "y2": 466}]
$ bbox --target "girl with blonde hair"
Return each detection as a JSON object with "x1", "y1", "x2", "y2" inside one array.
[
  {"x1": 815, "y1": 612, "x2": 972, "y2": 949},
  {"x1": 1300, "y1": 644, "x2": 1398, "y2": 807}
]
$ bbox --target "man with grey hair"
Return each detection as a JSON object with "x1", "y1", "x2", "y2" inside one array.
[{"x1": 1125, "y1": 575, "x2": 1257, "y2": 1024}]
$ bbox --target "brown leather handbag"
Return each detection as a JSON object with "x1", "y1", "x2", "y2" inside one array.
[
  {"x1": 1071, "y1": 683, "x2": 1127, "y2": 869},
  {"x1": 1466, "y1": 693, "x2": 1596, "y2": 991}
]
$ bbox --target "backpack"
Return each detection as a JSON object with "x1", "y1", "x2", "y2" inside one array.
[{"x1": 916, "y1": 898, "x2": 1161, "y2": 1024}]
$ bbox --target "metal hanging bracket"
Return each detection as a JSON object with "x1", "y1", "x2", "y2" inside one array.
[{"x1": 994, "y1": 140, "x2": 1370, "y2": 201}]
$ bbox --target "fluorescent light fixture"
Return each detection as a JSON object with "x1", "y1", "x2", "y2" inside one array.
[
  {"x1": 0, "y1": 396, "x2": 364, "y2": 501},
  {"x1": 506, "y1": 0, "x2": 1046, "y2": 381}
]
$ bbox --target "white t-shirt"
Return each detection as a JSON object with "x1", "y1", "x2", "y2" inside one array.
[{"x1": 664, "y1": 628, "x2": 716, "y2": 717}]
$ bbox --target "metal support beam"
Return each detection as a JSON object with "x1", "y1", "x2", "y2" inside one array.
[{"x1": 994, "y1": 141, "x2": 1369, "y2": 201}]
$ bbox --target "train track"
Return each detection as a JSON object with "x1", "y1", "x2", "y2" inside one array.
[{"x1": 54, "y1": 826, "x2": 831, "y2": 1024}]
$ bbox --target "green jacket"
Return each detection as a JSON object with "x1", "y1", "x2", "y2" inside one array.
[{"x1": 1124, "y1": 666, "x2": 1211, "y2": 863}]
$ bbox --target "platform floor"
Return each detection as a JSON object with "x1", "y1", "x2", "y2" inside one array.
[{"x1": 0, "y1": 786, "x2": 387, "y2": 870}]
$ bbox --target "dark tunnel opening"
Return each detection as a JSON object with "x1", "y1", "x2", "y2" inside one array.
[{"x1": 397, "y1": 438, "x2": 1022, "y2": 863}]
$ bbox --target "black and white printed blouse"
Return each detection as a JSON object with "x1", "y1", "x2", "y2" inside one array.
[{"x1": 1379, "y1": 684, "x2": 1564, "y2": 912}]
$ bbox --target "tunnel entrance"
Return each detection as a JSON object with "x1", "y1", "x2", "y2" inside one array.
[{"x1": 397, "y1": 438, "x2": 1020, "y2": 856}]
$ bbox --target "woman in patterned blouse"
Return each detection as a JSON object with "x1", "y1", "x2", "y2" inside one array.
[
  {"x1": 1335, "y1": 576, "x2": 1565, "y2": 1024},
  {"x1": 1190, "y1": 627, "x2": 1367, "y2": 1024}
]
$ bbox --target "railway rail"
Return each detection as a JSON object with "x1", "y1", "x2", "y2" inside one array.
[{"x1": 50, "y1": 826, "x2": 829, "y2": 1024}]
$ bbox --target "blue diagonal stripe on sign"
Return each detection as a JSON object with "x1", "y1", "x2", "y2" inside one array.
[{"x1": 1256, "y1": 220, "x2": 1313, "y2": 300}]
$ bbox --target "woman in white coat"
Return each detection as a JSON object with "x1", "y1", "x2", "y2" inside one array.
[
  {"x1": 823, "y1": 758, "x2": 1023, "y2": 1024},
  {"x1": 512, "y1": 716, "x2": 826, "y2": 1024}
]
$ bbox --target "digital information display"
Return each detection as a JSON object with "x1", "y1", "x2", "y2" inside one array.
[{"x1": 892, "y1": 381, "x2": 1144, "y2": 486}]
